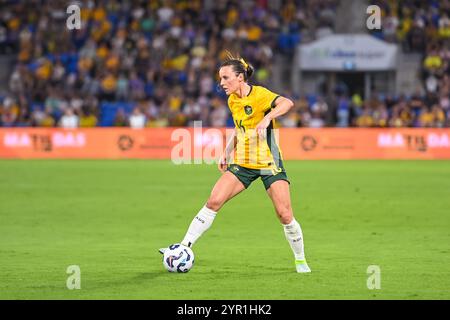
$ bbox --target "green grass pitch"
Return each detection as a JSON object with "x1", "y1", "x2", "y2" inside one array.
[{"x1": 0, "y1": 159, "x2": 449, "y2": 299}]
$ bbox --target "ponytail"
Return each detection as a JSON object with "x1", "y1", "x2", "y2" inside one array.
[{"x1": 221, "y1": 51, "x2": 254, "y2": 82}]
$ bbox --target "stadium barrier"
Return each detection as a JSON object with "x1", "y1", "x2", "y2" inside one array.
[{"x1": 1, "y1": 128, "x2": 449, "y2": 160}]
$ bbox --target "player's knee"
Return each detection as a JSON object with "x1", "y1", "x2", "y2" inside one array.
[
  {"x1": 280, "y1": 215, "x2": 294, "y2": 224},
  {"x1": 277, "y1": 206, "x2": 293, "y2": 224},
  {"x1": 206, "y1": 196, "x2": 224, "y2": 212}
]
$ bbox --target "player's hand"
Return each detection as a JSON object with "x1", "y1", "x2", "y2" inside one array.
[
  {"x1": 256, "y1": 116, "x2": 271, "y2": 139},
  {"x1": 217, "y1": 155, "x2": 228, "y2": 173}
]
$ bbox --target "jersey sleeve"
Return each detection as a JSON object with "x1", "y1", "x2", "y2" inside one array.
[{"x1": 259, "y1": 87, "x2": 280, "y2": 112}]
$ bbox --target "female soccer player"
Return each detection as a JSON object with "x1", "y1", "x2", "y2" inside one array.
[{"x1": 160, "y1": 55, "x2": 310, "y2": 273}]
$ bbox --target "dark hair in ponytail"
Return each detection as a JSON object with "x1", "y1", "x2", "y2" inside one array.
[{"x1": 220, "y1": 52, "x2": 254, "y2": 82}]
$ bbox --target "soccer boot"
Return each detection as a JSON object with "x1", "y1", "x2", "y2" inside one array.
[{"x1": 295, "y1": 259, "x2": 311, "y2": 273}]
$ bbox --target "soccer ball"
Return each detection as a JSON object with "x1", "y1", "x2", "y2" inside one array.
[{"x1": 163, "y1": 243, "x2": 195, "y2": 273}]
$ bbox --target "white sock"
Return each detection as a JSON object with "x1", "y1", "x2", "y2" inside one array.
[
  {"x1": 181, "y1": 205, "x2": 217, "y2": 247},
  {"x1": 283, "y1": 218, "x2": 305, "y2": 261}
]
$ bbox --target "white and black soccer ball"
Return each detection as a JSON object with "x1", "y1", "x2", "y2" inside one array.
[{"x1": 163, "y1": 243, "x2": 195, "y2": 273}]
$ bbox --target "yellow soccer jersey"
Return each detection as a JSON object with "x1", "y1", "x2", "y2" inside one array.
[{"x1": 228, "y1": 85, "x2": 284, "y2": 171}]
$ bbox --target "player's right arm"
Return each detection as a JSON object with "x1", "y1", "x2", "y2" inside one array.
[{"x1": 218, "y1": 129, "x2": 237, "y2": 173}]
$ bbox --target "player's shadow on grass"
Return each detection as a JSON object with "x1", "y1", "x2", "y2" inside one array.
[
  {"x1": 83, "y1": 272, "x2": 165, "y2": 292},
  {"x1": 133, "y1": 272, "x2": 164, "y2": 281}
]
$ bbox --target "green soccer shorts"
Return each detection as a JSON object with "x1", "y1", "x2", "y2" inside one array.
[{"x1": 226, "y1": 164, "x2": 290, "y2": 190}]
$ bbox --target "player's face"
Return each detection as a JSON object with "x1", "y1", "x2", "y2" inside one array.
[{"x1": 219, "y1": 66, "x2": 243, "y2": 96}]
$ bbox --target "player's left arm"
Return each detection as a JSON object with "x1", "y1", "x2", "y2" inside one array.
[{"x1": 256, "y1": 96, "x2": 294, "y2": 136}]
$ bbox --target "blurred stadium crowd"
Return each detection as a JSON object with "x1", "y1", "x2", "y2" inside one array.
[{"x1": 0, "y1": 0, "x2": 449, "y2": 128}]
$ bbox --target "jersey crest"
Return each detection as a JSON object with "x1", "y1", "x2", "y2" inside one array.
[{"x1": 244, "y1": 105, "x2": 253, "y2": 115}]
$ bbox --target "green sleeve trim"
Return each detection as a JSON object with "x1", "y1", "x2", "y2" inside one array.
[{"x1": 271, "y1": 95, "x2": 281, "y2": 109}]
